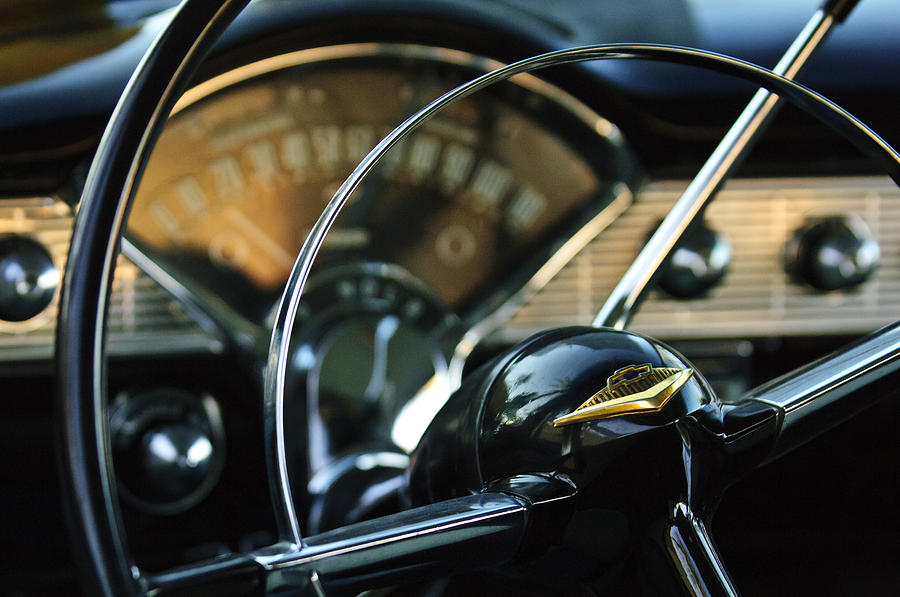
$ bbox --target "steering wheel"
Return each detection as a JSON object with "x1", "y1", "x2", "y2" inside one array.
[{"x1": 56, "y1": 0, "x2": 900, "y2": 595}]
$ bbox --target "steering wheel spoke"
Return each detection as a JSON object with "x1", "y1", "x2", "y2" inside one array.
[
  {"x1": 662, "y1": 503, "x2": 739, "y2": 597},
  {"x1": 145, "y1": 492, "x2": 529, "y2": 596},
  {"x1": 724, "y1": 321, "x2": 900, "y2": 467}
]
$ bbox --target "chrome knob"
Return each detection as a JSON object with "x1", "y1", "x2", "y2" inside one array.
[
  {"x1": 786, "y1": 216, "x2": 880, "y2": 291},
  {"x1": 0, "y1": 235, "x2": 59, "y2": 321}
]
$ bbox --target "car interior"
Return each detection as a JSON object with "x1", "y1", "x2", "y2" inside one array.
[{"x1": 0, "y1": 0, "x2": 897, "y2": 595}]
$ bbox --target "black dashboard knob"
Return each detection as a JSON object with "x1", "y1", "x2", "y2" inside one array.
[
  {"x1": 0, "y1": 235, "x2": 59, "y2": 322},
  {"x1": 656, "y1": 221, "x2": 732, "y2": 299},
  {"x1": 786, "y1": 216, "x2": 880, "y2": 291},
  {"x1": 110, "y1": 388, "x2": 225, "y2": 515},
  {"x1": 135, "y1": 423, "x2": 215, "y2": 503}
]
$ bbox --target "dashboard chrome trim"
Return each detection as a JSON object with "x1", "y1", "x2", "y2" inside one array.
[
  {"x1": 121, "y1": 237, "x2": 265, "y2": 357},
  {"x1": 0, "y1": 197, "x2": 222, "y2": 361},
  {"x1": 3, "y1": 173, "x2": 898, "y2": 361}
]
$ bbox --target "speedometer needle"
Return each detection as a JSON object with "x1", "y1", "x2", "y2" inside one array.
[{"x1": 363, "y1": 315, "x2": 400, "y2": 404}]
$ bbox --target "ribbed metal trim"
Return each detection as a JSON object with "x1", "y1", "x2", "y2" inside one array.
[{"x1": 503, "y1": 176, "x2": 900, "y2": 340}]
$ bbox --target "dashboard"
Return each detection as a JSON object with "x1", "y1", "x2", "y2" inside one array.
[{"x1": 0, "y1": 0, "x2": 898, "y2": 595}]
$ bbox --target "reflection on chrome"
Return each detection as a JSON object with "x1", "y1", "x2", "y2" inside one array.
[{"x1": 391, "y1": 372, "x2": 453, "y2": 454}]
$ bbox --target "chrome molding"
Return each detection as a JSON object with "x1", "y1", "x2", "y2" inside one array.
[
  {"x1": 121, "y1": 238, "x2": 265, "y2": 356},
  {"x1": 170, "y1": 42, "x2": 625, "y2": 144}
]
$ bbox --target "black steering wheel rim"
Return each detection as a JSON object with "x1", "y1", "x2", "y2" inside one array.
[
  {"x1": 55, "y1": 1, "x2": 900, "y2": 595},
  {"x1": 56, "y1": 2, "x2": 251, "y2": 594}
]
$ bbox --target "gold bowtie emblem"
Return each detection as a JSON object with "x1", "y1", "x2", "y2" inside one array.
[{"x1": 553, "y1": 363, "x2": 693, "y2": 427}]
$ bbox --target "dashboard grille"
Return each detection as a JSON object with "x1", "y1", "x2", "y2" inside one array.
[{"x1": 502, "y1": 176, "x2": 900, "y2": 340}]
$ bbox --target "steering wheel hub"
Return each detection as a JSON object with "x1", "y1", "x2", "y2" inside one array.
[
  {"x1": 411, "y1": 327, "x2": 715, "y2": 504},
  {"x1": 406, "y1": 327, "x2": 720, "y2": 590}
]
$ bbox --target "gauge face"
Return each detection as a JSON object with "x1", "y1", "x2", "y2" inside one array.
[
  {"x1": 128, "y1": 44, "x2": 626, "y2": 321},
  {"x1": 287, "y1": 263, "x2": 458, "y2": 473}
]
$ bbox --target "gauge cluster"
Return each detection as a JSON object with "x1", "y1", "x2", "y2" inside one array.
[{"x1": 127, "y1": 43, "x2": 630, "y2": 327}]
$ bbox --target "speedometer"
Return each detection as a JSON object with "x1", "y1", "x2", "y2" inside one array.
[{"x1": 127, "y1": 43, "x2": 633, "y2": 323}]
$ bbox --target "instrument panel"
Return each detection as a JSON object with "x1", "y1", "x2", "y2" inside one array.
[
  {"x1": 0, "y1": 44, "x2": 897, "y2": 361},
  {"x1": 2, "y1": 3, "x2": 899, "y2": 594}
]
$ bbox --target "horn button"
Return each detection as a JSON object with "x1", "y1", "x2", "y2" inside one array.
[{"x1": 411, "y1": 326, "x2": 715, "y2": 503}]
